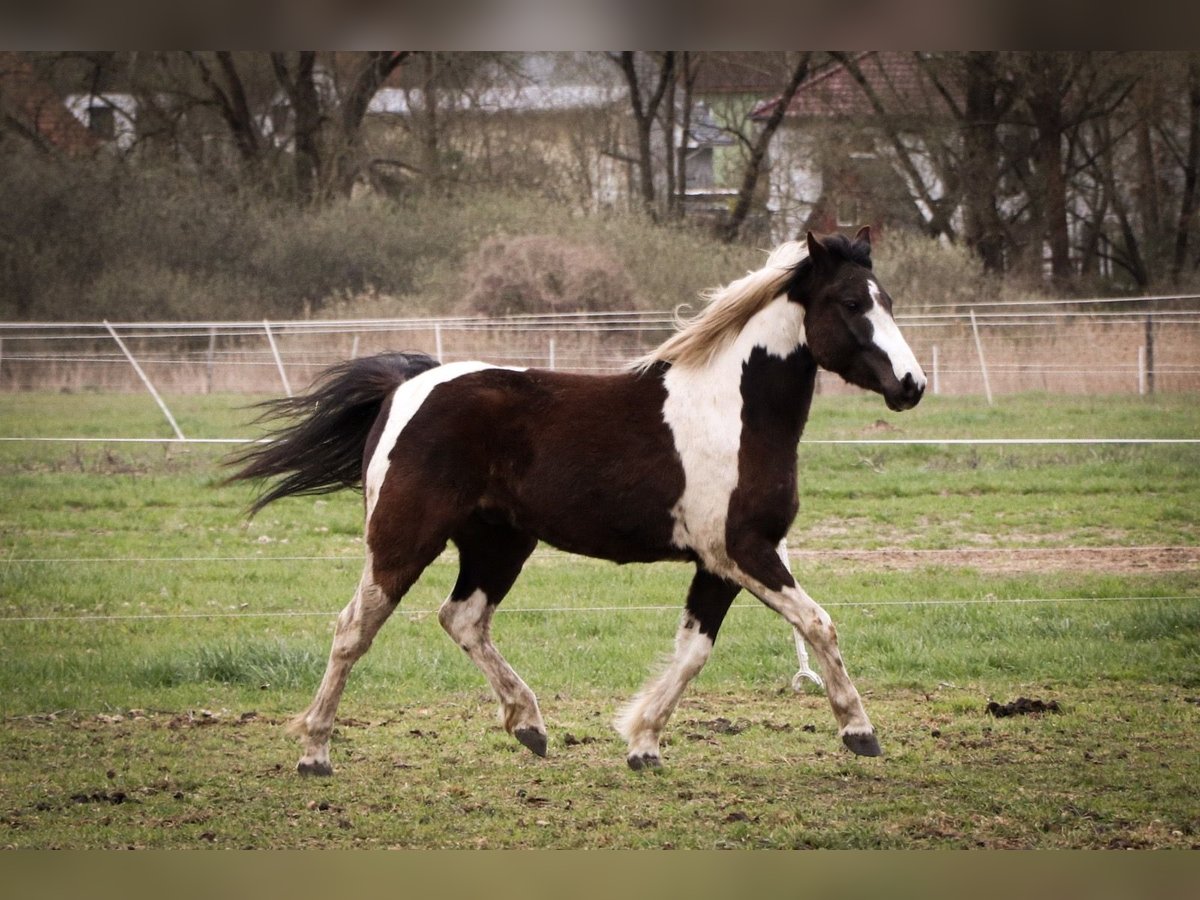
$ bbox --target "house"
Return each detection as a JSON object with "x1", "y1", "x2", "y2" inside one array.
[{"x1": 0, "y1": 54, "x2": 103, "y2": 155}]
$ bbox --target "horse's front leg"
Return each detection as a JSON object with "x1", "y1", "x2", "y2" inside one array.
[
  {"x1": 730, "y1": 538, "x2": 880, "y2": 756},
  {"x1": 615, "y1": 567, "x2": 739, "y2": 770}
]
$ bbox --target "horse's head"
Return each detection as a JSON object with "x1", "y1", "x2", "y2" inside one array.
[{"x1": 789, "y1": 227, "x2": 926, "y2": 412}]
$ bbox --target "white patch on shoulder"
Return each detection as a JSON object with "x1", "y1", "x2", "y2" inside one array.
[
  {"x1": 661, "y1": 296, "x2": 805, "y2": 572},
  {"x1": 866, "y1": 281, "x2": 926, "y2": 388},
  {"x1": 364, "y1": 361, "x2": 523, "y2": 520}
]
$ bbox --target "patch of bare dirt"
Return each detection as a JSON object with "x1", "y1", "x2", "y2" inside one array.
[{"x1": 787, "y1": 545, "x2": 1200, "y2": 575}]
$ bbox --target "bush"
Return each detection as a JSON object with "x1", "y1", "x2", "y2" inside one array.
[
  {"x1": 871, "y1": 229, "x2": 1001, "y2": 311},
  {"x1": 459, "y1": 234, "x2": 635, "y2": 316}
]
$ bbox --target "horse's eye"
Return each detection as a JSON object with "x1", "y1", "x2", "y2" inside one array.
[{"x1": 845, "y1": 301, "x2": 860, "y2": 313}]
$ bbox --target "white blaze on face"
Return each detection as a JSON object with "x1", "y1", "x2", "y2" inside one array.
[{"x1": 866, "y1": 280, "x2": 927, "y2": 389}]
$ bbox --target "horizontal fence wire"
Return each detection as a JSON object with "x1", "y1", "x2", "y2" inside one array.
[
  {"x1": 2, "y1": 594, "x2": 1197, "y2": 624},
  {"x1": 2, "y1": 436, "x2": 1199, "y2": 445}
]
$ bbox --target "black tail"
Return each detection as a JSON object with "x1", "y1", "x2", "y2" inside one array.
[{"x1": 224, "y1": 351, "x2": 440, "y2": 515}]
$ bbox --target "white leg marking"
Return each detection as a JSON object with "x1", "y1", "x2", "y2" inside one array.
[
  {"x1": 777, "y1": 539, "x2": 825, "y2": 691},
  {"x1": 615, "y1": 613, "x2": 715, "y2": 763},
  {"x1": 292, "y1": 555, "x2": 393, "y2": 774},
  {"x1": 735, "y1": 567, "x2": 873, "y2": 738},
  {"x1": 438, "y1": 589, "x2": 544, "y2": 736},
  {"x1": 867, "y1": 281, "x2": 926, "y2": 389}
]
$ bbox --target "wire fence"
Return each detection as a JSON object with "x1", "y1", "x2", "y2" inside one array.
[{"x1": 2, "y1": 295, "x2": 1199, "y2": 403}]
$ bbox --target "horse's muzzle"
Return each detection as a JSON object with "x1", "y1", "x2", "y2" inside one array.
[{"x1": 885, "y1": 372, "x2": 925, "y2": 411}]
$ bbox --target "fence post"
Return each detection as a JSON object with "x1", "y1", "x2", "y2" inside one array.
[
  {"x1": 1137, "y1": 345, "x2": 1146, "y2": 396},
  {"x1": 103, "y1": 320, "x2": 186, "y2": 440},
  {"x1": 969, "y1": 309, "x2": 993, "y2": 406},
  {"x1": 350, "y1": 335, "x2": 360, "y2": 360},
  {"x1": 434, "y1": 322, "x2": 444, "y2": 363},
  {"x1": 263, "y1": 319, "x2": 293, "y2": 398},
  {"x1": 931, "y1": 344, "x2": 940, "y2": 395},
  {"x1": 205, "y1": 327, "x2": 216, "y2": 394},
  {"x1": 548, "y1": 337, "x2": 556, "y2": 370},
  {"x1": 1144, "y1": 315, "x2": 1155, "y2": 395},
  {"x1": 0, "y1": 336, "x2": 4, "y2": 390}
]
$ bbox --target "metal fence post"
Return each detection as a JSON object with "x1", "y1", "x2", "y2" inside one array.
[
  {"x1": 205, "y1": 327, "x2": 216, "y2": 394},
  {"x1": 434, "y1": 322, "x2": 444, "y2": 363},
  {"x1": 1145, "y1": 314, "x2": 1155, "y2": 395},
  {"x1": 263, "y1": 319, "x2": 292, "y2": 398},
  {"x1": 103, "y1": 320, "x2": 186, "y2": 440},
  {"x1": 549, "y1": 337, "x2": 556, "y2": 370},
  {"x1": 931, "y1": 344, "x2": 940, "y2": 395},
  {"x1": 970, "y1": 310, "x2": 994, "y2": 406}
]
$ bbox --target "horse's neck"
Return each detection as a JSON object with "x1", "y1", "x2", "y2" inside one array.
[{"x1": 663, "y1": 296, "x2": 815, "y2": 449}]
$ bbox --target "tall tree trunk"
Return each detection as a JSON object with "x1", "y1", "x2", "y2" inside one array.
[
  {"x1": 335, "y1": 51, "x2": 410, "y2": 197},
  {"x1": 672, "y1": 51, "x2": 698, "y2": 220},
  {"x1": 1173, "y1": 57, "x2": 1200, "y2": 281},
  {"x1": 271, "y1": 52, "x2": 322, "y2": 204},
  {"x1": 1096, "y1": 117, "x2": 1150, "y2": 287},
  {"x1": 1026, "y1": 52, "x2": 1073, "y2": 285},
  {"x1": 961, "y1": 52, "x2": 1007, "y2": 272},
  {"x1": 188, "y1": 52, "x2": 262, "y2": 168},
  {"x1": 720, "y1": 52, "x2": 811, "y2": 243},
  {"x1": 662, "y1": 63, "x2": 676, "y2": 217},
  {"x1": 614, "y1": 51, "x2": 675, "y2": 220}
]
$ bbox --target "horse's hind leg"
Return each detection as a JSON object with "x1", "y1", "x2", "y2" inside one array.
[
  {"x1": 291, "y1": 517, "x2": 447, "y2": 775},
  {"x1": 289, "y1": 557, "x2": 403, "y2": 775},
  {"x1": 615, "y1": 567, "x2": 740, "y2": 770},
  {"x1": 438, "y1": 517, "x2": 544, "y2": 755},
  {"x1": 778, "y1": 540, "x2": 824, "y2": 691}
]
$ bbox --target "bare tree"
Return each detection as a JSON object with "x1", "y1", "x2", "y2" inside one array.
[
  {"x1": 719, "y1": 52, "x2": 812, "y2": 243},
  {"x1": 610, "y1": 51, "x2": 676, "y2": 219}
]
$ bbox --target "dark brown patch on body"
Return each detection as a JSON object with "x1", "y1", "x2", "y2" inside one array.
[{"x1": 368, "y1": 363, "x2": 687, "y2": 578}]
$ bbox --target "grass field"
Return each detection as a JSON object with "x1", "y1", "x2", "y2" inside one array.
[{"x1": 0, "y1": 390, "x2": 1198, "y2": 848}]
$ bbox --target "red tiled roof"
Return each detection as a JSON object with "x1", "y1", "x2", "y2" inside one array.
[
  {"x1": 691, "y1": 52, "x2": 797, "y2": 94},
  {"x1": 0, "y1": 54, "x2": 102, "y2": 155},
  {"x1": 753, "y1": 51, "x2": 951, "y2": 121}
]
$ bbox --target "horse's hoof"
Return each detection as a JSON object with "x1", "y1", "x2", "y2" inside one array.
[
  {"x1": 296, "y1": 759, "x2": 333, "y2": 777},
  {"x1": 627, "y1": 752, "x2": 662, "y2": 772},
  {"x1": 841, "y1": 730, "x2": 883, "y2": 757},
  {"x1": 514, "y1": 727, "x2": 548, "y2": 758}
]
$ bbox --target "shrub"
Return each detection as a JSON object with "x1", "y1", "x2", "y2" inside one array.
[
  {"x1": 871, "y1": 229, "x2": 1000, "y2": 311},
  {"x1": 460, "y1": 234, "x2": 635, "y2": 316}
]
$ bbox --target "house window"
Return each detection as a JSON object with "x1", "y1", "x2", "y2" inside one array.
[
  {"x1": 836, "y1": 196, "x2": 861, "y2": 228},
  {"x1": 685, "y1": 147, "x2": 714, "y2": 191},
  {"x1": 87, "y1": 105, "x2": 115, "y2": 139}
]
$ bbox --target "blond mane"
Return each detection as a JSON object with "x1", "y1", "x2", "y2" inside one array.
[{"x1": 632, "y1": 240, "x2": 808, "y2": 372}]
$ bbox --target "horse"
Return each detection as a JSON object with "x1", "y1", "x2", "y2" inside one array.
[{"x1": 226, "y1": 228, "x2": 926, "y2": 775}]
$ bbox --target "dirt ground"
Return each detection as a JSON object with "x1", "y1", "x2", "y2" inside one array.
[{"x1": 786, "y1": 545, "x2": 1200, "y2": 575}]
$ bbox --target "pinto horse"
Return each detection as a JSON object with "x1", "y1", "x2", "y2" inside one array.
[{"x1": 227, "y1": 228, "x2": 926, "y2": 775}]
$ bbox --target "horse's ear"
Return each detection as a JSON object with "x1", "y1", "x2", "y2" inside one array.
[
  {"x1": 854, "y1": 225, "x2": 872, "y2": 248},
  {"x1": 806, "y1": 231, "x2": 831, "y2": 268}
]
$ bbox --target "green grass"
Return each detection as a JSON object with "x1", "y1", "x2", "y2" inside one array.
[{"x1": 0, "y1": 391, "x2": 1198, "y2": 847}]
